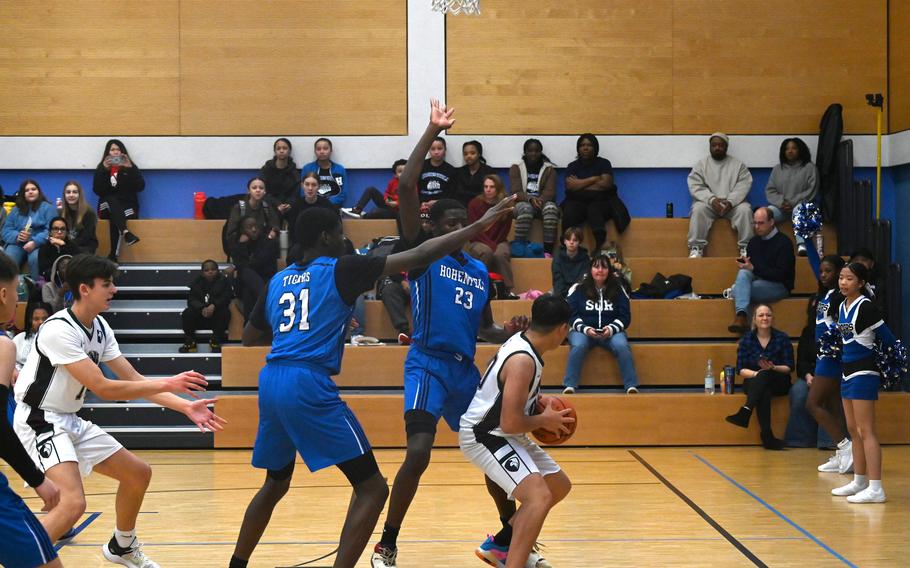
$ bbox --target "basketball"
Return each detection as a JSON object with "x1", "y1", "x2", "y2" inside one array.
[{"x1": 531, "y1": 394, "x2": 578, "y2": 445}]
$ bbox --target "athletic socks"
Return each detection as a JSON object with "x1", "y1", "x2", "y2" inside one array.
[
  {"x1": 380, "y1": 523, "x2": 400, "y2": 548},
  {"x1": 113, "y1": 528, "x2": 136, "y2": 550},
  {"x1": 493, "y1": 521, "x2": 512, "y2": 547},
  {"x1": 229, "y1": 556, "x2": 249, "y2": 568},
  {"x1": 869, "y1": 479, "x2": 882, "y2": 491}
]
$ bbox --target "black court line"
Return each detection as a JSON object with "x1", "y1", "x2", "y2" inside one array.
[{"x1": 629, "y1": 450, "x2": 767, "y2": 568}]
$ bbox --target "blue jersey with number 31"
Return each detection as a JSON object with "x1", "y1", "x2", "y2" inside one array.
[
  {"x1": 410, "y1": 254, "x2": 489, "y2": 359},
  {"x1": 265, "y1": 257, "x2": 352, "y2": 374}
]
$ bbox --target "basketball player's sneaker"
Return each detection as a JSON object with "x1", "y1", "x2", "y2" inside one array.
[
  {"x1": 476, "y1": 536, "x2": 508, "y2": 567},
  {"x1": 102, "y1": 536, "x2": 160, "y2": 568},
  {"x1": 371, "y1": 543, "x2": 398, "y2": 567},
  {"x1": 528, "y1": 543, "x2": 553, "y2": 567}
]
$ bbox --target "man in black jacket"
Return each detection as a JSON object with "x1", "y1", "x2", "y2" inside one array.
[
  {"x1": 180, "y1": 260, "x2": 233, "y2": 352},
  {"x1": 729, "y1": 207, "x2": 795, "y2": 333}
]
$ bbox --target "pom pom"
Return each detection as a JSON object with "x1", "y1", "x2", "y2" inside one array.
[
  {"x1": 874, "y1": 339, "x2": 909, "y2": 391},
  {"x1": 792, "y1": 202, "x2": 822, "y2": 240},
  {"x1": 817, "y1": 327, "x2": 842, "y2": 361}
]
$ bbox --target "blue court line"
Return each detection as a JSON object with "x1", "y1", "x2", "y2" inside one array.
[
  {"x1": 54, "y1": 511, "x2": 102, "y2": 551},
  {"x1": 59, "y1": 536, "x2": 804, "y2": 547},
  {"x1": 693, "y1": 453, "x2": 858, "y2": 568}
]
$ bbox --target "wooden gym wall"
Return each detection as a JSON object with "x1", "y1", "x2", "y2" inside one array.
[
  {"x1": 0, "y1": 0, "x2": 407, "y2": 135},
  {"x1": 890, "y1": 0, "x2": 910, "y2": 133},
  {"x1": 446, "y1": 0, "x2": 888, "y2": 135}
]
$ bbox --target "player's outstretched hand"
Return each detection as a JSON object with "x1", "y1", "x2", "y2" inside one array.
[
  {"x1": 429, "y1": 98, "x2": 455, "y2": 130},
  {"x1": 162, "y1": 371, "x2": 208, "y2": 398},
  {"x1": 34, "y1": 477, "x2": 60, "y2": 512},
  {"x1": 475, "y1": 194, "x2": 517, "y2": 229},
  {"x1": 184, "y1": 398, "x2": 228, "y2": 433},
  {"x1": 504, "y1": 315, "x2": 529, "y2": 335},
  {"x1": 540, "y1": 398, "x2": 575, "y2": 435}
]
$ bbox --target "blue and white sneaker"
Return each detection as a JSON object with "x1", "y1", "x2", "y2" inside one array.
[{"x1": 476, "y1": 535, "x2": 508, "y2": 567}]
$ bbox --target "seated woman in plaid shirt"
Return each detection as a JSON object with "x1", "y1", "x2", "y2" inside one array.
[{"x1": 724, "y1": 304, "x2": 794, "y2": 450}]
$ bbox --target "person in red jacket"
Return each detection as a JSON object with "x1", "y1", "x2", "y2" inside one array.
[{"x1": 466, "y1": 174, "x2": 515, "y2": 296}]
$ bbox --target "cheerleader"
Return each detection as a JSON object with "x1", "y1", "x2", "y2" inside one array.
[{"x1": 831, "y1": 262, "x2": 897, "y2": 503}]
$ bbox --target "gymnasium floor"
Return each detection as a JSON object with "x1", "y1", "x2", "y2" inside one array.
[{"x1": 5, "y1": 446, "x2": 908, "y2": 567}]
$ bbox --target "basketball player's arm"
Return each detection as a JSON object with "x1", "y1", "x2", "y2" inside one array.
[
  {"x1": 478, "y1": 302, "x2": 529, "y2": 343},
  {"x1": 384, "y1": 195, "x2": 516, "y2": 277},
  {"x1": 242, "y1": 293, "x2": 272, "y2": 346},
  {"x1": 398, "y1": 99, "x2": 456, "y2": 243},
  {"x1": 65, "y1": 357, "x2": 208, "y2": 401},
  {"x1": 500, "y1": 355, "x2": 573, "y2": 436}
]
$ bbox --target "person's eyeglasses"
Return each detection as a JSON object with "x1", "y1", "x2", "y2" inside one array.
[{"x1": 51, "y1": 226, "x2": 66, "y2": 232}]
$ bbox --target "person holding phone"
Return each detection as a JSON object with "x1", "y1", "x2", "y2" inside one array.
[
  {"x1": 725, "y1": 304, "x2": 794, "y2": 449},
  {"x1": 93, "y1": 139, "x2": 145, "y2": 262},
  {"x1": 561, "y1": 251, "x2": 640, "y2": 394}
]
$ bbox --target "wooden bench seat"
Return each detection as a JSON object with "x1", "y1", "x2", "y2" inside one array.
[
  {"x1": 213, "y1": 392, "x2": 910, "y2": 448},
  {"x1": 222, "y1": 342, "x2": 763, "y2": 389}
]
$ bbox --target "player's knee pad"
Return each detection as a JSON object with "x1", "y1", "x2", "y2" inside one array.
[
  {"x1": 338, "y1": 451, "x2": 381, "y2": 487},
  {"x1": 405, "y1": 409, "x2": 437, "y2": 437},
  {"x1": 266, "y1": 461, "x2": 295, "y2": 483}
]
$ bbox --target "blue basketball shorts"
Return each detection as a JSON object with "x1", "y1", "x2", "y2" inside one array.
[
  {"x1": 814, "y1": 357, "x2": 842, "y2": 380},
  {"x1": 252, "y1": 363, "x2": 371, "y2": 473},
  {"x1": 0, "y1": 475, "x2": 58, "y2": 568},
  {"x1": 841, "y1": 373, "x2": 879, "y2": 401},
  {"x1": 404, "y1": 348, "x2": 481, "y2": 432}
]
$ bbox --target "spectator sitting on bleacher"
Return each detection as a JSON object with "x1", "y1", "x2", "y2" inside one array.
[
  {"x1": 12, "y1": 302, "x2": 51, "y2": 380},
  {"x1": 551, "y1": 226, "x2": 589, "y2": 298},
  {"x1": 230, "y1": 216, "x2": 279, "y2": 322},
  {"x1": 259, "y1": 137, "x2": 300, "y2": 217},
  {"x1": 60, "y1": 180, "x2": 99, "y2": 254},
  {"x1": 2, "y1": 179, "x2": 55, "y2": 281},
  {"x1": 562, "y1": 134, "x2": 617, "y2": 252},
  {"x1": 453, "y1": 140, "x2": 495, "y2": 207},
  {"x1": 765, "y1": 138, "x2": 818, "y2": 257},
  {"x1": 38, "y1": 217, "x2": 80, "y2": 282},
  {"x1": 466, "y1": 175, "x2": 515, "y2": 297},
  {"x1": 302, "y1": 137, "x2": 347, "y2": 208},
  {"x1": 42, "y1": 254, "x2": 73, "y2": 313},
  {"x1": 728, "y1": 207, "x2": 794, "y2": 334},
  {"x1": 512, "y1": 138, "x2": 560, "y2": 255},
  {"x1": 686, "y1": 132, "x2": 753, "y2": 258},
  {"x1": 378, "y1": 274, "x2": 411, "y2": 345},
  {"x1": 725, "y1": 304, "x2": 793, "y2": 450},
  {"x1": 341, "y1": 159, "x2": 406, "y2": 220},
  {"x1": 418, "y1": 136, "x2": 457, "y2": 204},
  {"x1": 179, "y1": 259, "x2": 232, "y2": 354},
  {"x1": 286, "y1": 172, "x2": 336, "y2": 251},
  {"x1": 562, "y1": 251, "x2": 639, "y2": 394},
  {"x1": 224, "y1": 177, "x2": 280, "y2": 249},
  {"x1": 93, "y1": 138, "x2": 144, "y2": 260}
]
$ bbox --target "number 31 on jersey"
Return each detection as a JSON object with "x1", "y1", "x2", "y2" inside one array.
[{"x1": 278, "y1": 289, "x2": 310, "y2": 332}]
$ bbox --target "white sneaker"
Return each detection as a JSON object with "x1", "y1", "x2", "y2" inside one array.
[
  {"x1": 688, "y1": 246, "x2": 703, "y2": 258},
  {"x1": 351, "y1": 334, "x2": 381, "y2": 346},
  {"x1": 562, "y1": 386, "x2": 576, "y2": 395},
  {"x1": 102, "y1": 539, "x2": 159, "y2": 568},
  {"x1": 817, "y1": 453, "x2": 841, "y2": 472},
  {"x1": 847, "y1": 486, "x2": 886, "y2": 503},
  {"x1": 340, "y1": 207, "x2": 362, "y2": 219},
  {"x1": 371, "y1": 543, "x2": 398, "y2": 567},
  {"x1": 527, "y1": 549, "x2": 553, "y2": 568},
  {"x1": 739, "y1": 246, "x2": 748, "y2": 258},
  {"x1": 832, "y1": 479, "x2": 869, "y2": 496},
  {"x1": 837, "y1": 444, "x2": 854, "y2": 474}
]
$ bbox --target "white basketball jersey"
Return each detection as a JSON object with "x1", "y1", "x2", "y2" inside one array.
[
  {"x1": 460, "y1": 333, "x2": 543, "y2": 439},
  {"x1": 15, "y1": 308, "x2": 121, "y2": 414}
]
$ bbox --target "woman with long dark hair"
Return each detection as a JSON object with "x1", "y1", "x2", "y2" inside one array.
[
  {"x1": 765, "y1": 137, "x2": 819, "y2": 255},
  {"x1": 453, "y1": 139, "x2": 495, "y2": 206},
  {"x1": 2, "y1": 179, "x2": 55, "y2": 280},
  {"x1": 562, "y1": 252, "x2": 639, "y2": 394},
  {"x1": 92, "y1": 138, "x2": 145, "y2": 261},
  {"x1": 259, "y1": 137, "x2": 300, "y2": 215},
  {"x1": 59, "y1": 180, "x2": 98, "y2": 254}
]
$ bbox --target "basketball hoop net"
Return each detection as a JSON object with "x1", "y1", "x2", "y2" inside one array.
[{"x1": 431, "y1": 0, "x2": 480, "y2": 15}]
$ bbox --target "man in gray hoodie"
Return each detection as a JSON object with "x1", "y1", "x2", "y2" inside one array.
[{"x1": 686, "y1": 133, "x2": 753, "y2": 258}]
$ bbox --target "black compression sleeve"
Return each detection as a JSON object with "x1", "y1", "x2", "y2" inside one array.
[
  {"x1": 0, "y1": 386, "x2": 45, "y2": 487},
  {"x1": 334, "y1": 255, "x2": 387, "y2": 305},
  {"x1": 248, "y1": 292, "x2": 269, "y2": 332}
]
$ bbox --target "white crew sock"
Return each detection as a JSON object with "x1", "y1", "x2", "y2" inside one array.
[
  {"x1": 868, "y1": 480, "x2": 882, "y2": 491},
  {"x1": 114, "y1": 528, "x2": 136, "y2": 549},
  {"x1": 853, "y1": 474, "x2": 868, "y2": 485}
]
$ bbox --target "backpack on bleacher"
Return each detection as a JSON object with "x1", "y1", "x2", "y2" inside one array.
[{"x1": 203, "y1": 193, "x2": 248, "y2": 220}]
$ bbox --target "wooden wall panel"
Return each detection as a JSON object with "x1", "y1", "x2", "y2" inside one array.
[
  {"x1": 890, "y1": 1, "x2": 910, "y2": 132},
  {"x1": 446, "y1": 0, "x2": 674, "y2": 134},
  {"x1": 179, "y1": 0, "x2": 407, "y2": 135},
  {"x1": 0, "y1": 1, "x2": 180, "y2": 135},
  {"x1": 672, "y1": 0, "x2": 886, "y2": 134}
]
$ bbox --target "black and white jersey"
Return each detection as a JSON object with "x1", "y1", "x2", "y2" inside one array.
[
  {"x1": 14, "y1": 308, "x2": 121, "y2": 414},
  {"x1": 460, "y1": 333, "x2": 543, "y2": 441}
]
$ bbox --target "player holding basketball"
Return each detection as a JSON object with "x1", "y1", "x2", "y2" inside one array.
[
  {"x1": 13, "y1": 254, "x2": 225, "y2": 568},
  {"x1": 227, "y1": 100, "x2": 517, "y2": 568},
  {"x1": 0, "y1": 251, "x2": 63, "y2": 568},
  {"x1": 371, "y1": 102, "x2": 530, "y2": 568},
  {"x1": 461, "y1": 294, "x2": 574, "y2": 568}
]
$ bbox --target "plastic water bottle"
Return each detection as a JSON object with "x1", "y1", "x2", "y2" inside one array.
[{"x1": 704, "y1": 358, "x2": 715, "y2": 395}]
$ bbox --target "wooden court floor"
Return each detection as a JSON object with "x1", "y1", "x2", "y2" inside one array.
[{"x1": 5, "y1": 446, "x2": 910, "y2": 567}]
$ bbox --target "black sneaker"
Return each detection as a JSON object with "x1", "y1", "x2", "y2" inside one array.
[
  {"x1": 123, "y1": 231, "x2": 141, "y2": 246},
  {"x1": 179, "y1": 341, "x2": 197, "y2": 353}
]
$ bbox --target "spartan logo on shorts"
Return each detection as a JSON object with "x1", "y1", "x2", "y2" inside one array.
[
  {"x1": 499, "y1": 451, "x2": 521, "y2": 473},
  {"x1": 36, "y1": 435, "x2": 57, "y2": 460}
]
